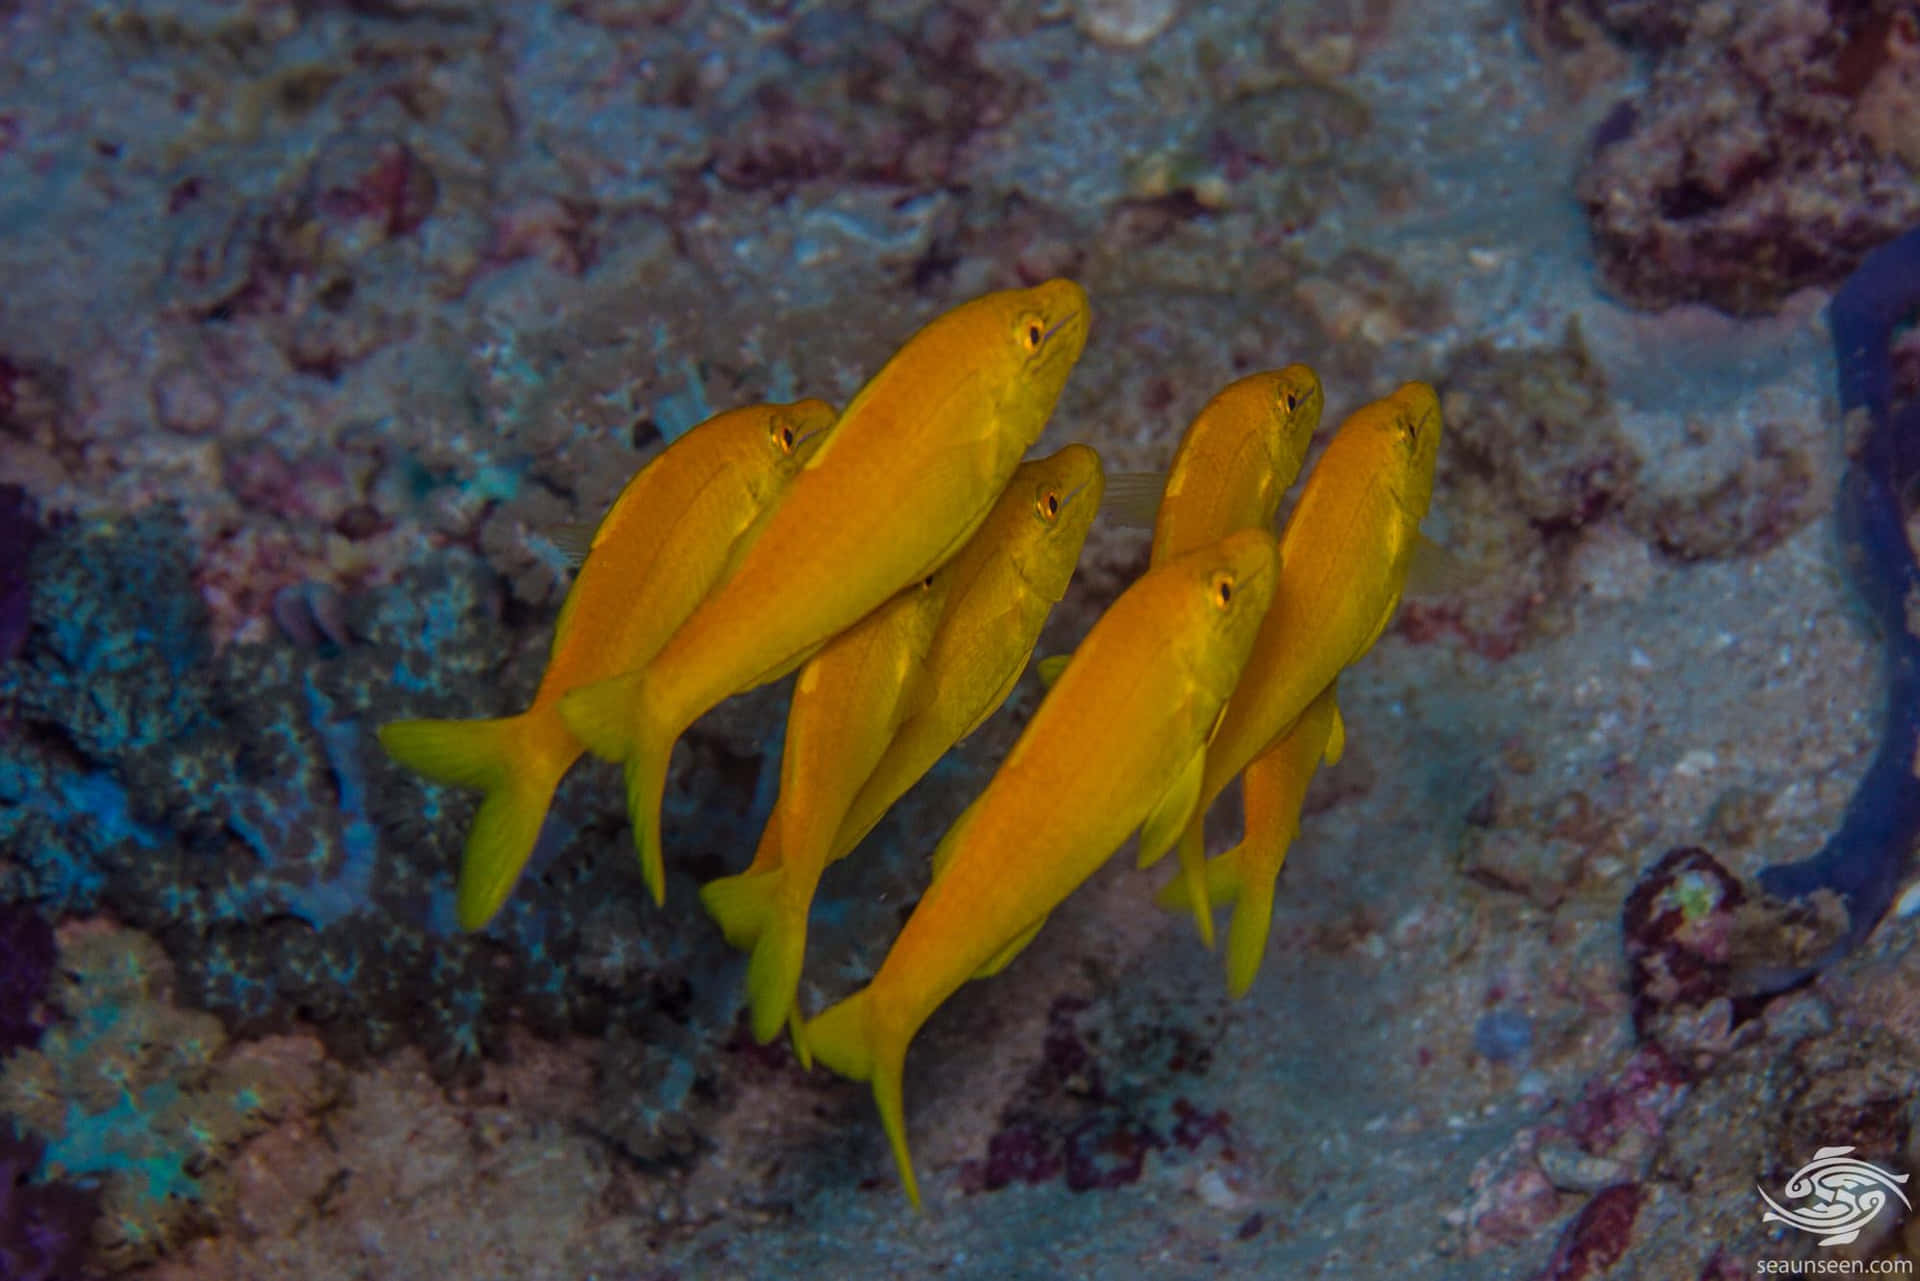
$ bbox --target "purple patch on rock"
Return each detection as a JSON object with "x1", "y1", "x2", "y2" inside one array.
[
  {"x1": 1538, "y1": 1183, "x2": 1646, "y2": 1281},
  {"x1": 0, "y1": 485, "x2": 42, "y2": 664},
  {"x1": 0, "y1": 903, "x2": 56, "y2": 1056},
  {"x1": 1169, "y1": 1098, "x2": 1232, "y2": 1151},
  {"x1": 1063, "y1": 1113, "x2": 1165, "y2": 1191},
  {"x1": 0, "y1": 1128, "x2": 99, "y2": 1281},
  {"x1": 981, "y1": 1124, "x2": 1062, "y2": 1190}
]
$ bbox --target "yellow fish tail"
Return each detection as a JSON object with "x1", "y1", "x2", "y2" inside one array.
[
  {"x1": 807, "y1": 990, "x2": 920, "y2": 1206},
  {"x1": 787, "y1": 1006, "x2": 812, "y2": 1071},
  {"x1": 1174, "y1": 829, "x2": 1216, "y2": 950},
  {"x1": 557, "y1": 671, "x2": 644, "y2": 763},
  {"x1": 699, "y1": 867, "x2": 777, "y2": 951},
  {"x1": 1223, "y1": 866, "x2": 1278, "y2": 1000},
  {"x1": 1153, "y1": 841, "x2": 1279, "y2": 998},
  {"x1": 1146, "y1": 815, "x2": 1214, "y2": 948},
  {"x1": 379, "y1": 716, "x2": 512, "y2": 789},
  {"x1": 744, "y1": 890, "x2": 810, "y2": 1047},
  {"x1": 622, "y1": 744, "x2": 671, "y2": 907},
  {"x1": 378, "y1": 714, "x2": 576, "y2": 930},
  {"x1": 873, "y1": 1038, "x2": 920, "y2": 1209},
  {"x1": 805, "y1": 988, "x2": 874, "y2": 1082},
  {"x1": 558, "y1": 670, "x2": 678, "y2": 905},
  {"x1": 703, "y1": 863, "x2": 815, "y2": 1046},
  {"x1": 1153, "y1": 842, "x2": 1248, "y2": 913}
]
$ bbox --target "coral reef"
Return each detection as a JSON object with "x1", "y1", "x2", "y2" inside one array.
[
  {"x1": 1411, "y1": 324, "x2": 1641, "y2": 661},
  {"x1": 0, "y1": 923, "x2": 341, "y2": 1269},
  {"x1": 0, "y1": 507, "x2": 778, "y2": 1083},
  {"x1": 1413, "y1": 321, "x2": 1827, "y2": 666},
  {"x1": 1575, "y1": 0, "x2": 1920, "y2": 314},
  {"x1": 0, "y1": 0, "x2": 1914, "y2": 1274}
]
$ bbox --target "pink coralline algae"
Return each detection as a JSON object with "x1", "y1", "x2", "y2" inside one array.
[
  {"x1": 958, "y1": 995, "x2": 1235, "y2": 1198},
  {"x1": 1535, "y1": 1183, "x2": 1646, "y2": 1281},
  {"x1": 1570, "y1": 1044, "x2": 1691, "y2": 1146}
]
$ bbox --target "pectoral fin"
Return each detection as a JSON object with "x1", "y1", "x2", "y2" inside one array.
[
  {"x1": 973, "y1": 917, "x2": 1046, "y2": 979},
  {"x1": 1034, "y1": 653, "x2": 1071, "y2": 688},
  {"x1": 1136, "y1": 745, "x2": 1205, "y2": 869},
  {"x1": 1405, "y1": 531, "x2": 1477, "y2": 598},
  {"x1": 546, "y1": 522, "x2": 596, "y2": 567},
  {"x1": 1100, "y1": 471, "x2": 1168, "y2": 529}
]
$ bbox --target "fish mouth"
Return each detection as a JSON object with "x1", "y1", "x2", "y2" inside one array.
[
  {"x1": 1238, "y1": 554, "x2": 1275, "y2": 598},
  {"x1": 1040, "y1": 310, "x2": 1081, "y2": 344},
  {"x1": 1037, "y1": 306, "x2": 1090, "y2": 364},
  {"x1": 1059, "y1": 474, "x2": 1096, "y2": 510}
]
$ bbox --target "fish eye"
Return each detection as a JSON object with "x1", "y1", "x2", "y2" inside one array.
[
  {"x1": 1211, "y1": 572, "x2": 1234, "y2": 609},
  {"x1": 1280, "y1": 390, "x2": 1298, "y2": 413},
  {"x1": 921, "y1": 575, "x2": 934, "y2": 589},
  {"x1": 1019, "y1": 317, "x2": 1045, "y2": 353},
  {"x1": 781, "y1": 424, "x2": 796, "y2": 450},
  {"x1": 1037, "y1": 488, "x2": 1060, "y2": 520}
]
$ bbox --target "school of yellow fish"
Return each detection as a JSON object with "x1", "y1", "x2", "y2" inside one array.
[{"x1": 379, "y1": 282, "x2": 1445, "y2": 1209}]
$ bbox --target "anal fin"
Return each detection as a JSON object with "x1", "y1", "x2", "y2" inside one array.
[{"x1": 973, "y1": 917, "x2": 1046, "y2": 979}]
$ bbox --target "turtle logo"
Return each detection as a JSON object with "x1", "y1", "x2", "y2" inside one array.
[{"x1": 1758, "y1": 1146, "x2": 1911, "y2": 1246}]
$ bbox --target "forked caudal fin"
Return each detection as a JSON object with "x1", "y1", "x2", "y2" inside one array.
[
  {"x1": 744, "y1": 902, "x2": 810, "y2": 1047},
  {"x1": 704, "y1": 865, "x2": 812, "y2": 1046},
  {"x1": 622, "y1": 746, "x2": 671, "y2": 907},
  {"x1": 806, "y1": 990, "x2": 921, "y2": 1207},
  {"x1": 700, "y1": 867, "x2": 778, "y2": 951},
  {"x1": 1153, "y1": 843, "x2": 1279, "y2": 1000},
  {"x1": 805, "y1": 988, "x2": 875, "y2": 1082},
  {"x1": 557, "y1": 670, "x2": 676, "y2": 906},
  {"x1": 557, "y1": 671, "x2": 645, "y2": 763},
  {"x1": 1154, "y1": 842, "x2": 1250, "y2": 913},
  {"x1": 1222, "y1": 869, "x2": 1278, "y2": 1000},
  {"x1": 378, "y1": 714, "x2": 574, "y2": 931}
]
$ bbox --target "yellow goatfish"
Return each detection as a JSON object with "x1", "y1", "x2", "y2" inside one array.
[
  {"x1": 834, "y1": 444, "x2": 1106, "y2": 856},
  {"x1": 804, "y1": 526, "x2": 1279, "y2": 1208},
  {"x1": 1156, "y1": 680, "x2": 1343, "y2": 997},
  {"x1": 378, "y1": 399, "x2": 836, "y2": 930},
  {"x1": 562, "y1": 281, "x2": 1091, "y2": 905},
  {"x1": 701, "y1": 445, "x2": 1105, "y2": 1058},
  {"x1": 705, "y1": 572, "x2": 950, "y2": 1053},
  {"x1": 1150, "y1": 365, "x2": 1323, "y2": 565},
  {"x1": 1145, "y1": 365, "x2": 1323, "y2": 943},
  {"x1": 1144, "y1": 382, "x2": 1442, "y2": 908}
]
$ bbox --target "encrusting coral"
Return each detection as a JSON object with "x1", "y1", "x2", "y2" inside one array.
[{"x1": 0, "y1": 923, "x2": 342, "y2": 1268}]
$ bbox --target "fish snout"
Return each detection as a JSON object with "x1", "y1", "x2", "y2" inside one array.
[
  {"x1": 1055, "y1": 443, "x2": 1105, "y2": 509},
  {"x1": 1030, "y1": 278, "x2": 1091, "y2": 362}
]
